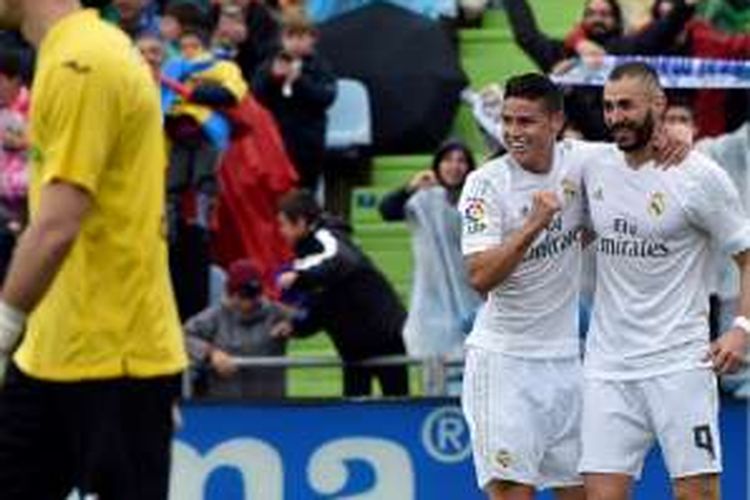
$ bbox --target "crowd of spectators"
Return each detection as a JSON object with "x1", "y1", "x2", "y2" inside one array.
[{"x1": 0, "y1": 0, "x2": 748, "y2": 399}]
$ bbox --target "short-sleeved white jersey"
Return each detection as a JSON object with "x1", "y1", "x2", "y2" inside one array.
[
  {"x1": 459, "y1": 140, "x2": 600, "y2": 359},
  {"x1": 583, "y1": 148, "x2": 750, "y2": 380}
]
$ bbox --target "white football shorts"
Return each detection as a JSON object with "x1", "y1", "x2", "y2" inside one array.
[
  {"x1": 462, "y1": 346, "x2": 583, "y2": 490},
  {"x1": 580, "y1": 369, "x2": 722, "y2": 479}
]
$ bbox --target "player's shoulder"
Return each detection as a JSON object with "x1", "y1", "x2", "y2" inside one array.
[
  {"x1": 669, "y1": 150, "x2": 737, "y2": 205},
  {"x1": 558, "y1": 139, "x2": 620, "y2": 177},
  {"x1": 43, "y1": 14, "x2": 141, "y2": 78},
  {"x1": 460, "y1": 157, "x2": 510, "y2": 207},
  {"x1": 558, "y1": 138, "x2": 617, "y2": 160},
  {"x1": 675, "y1": 150, "x2": 728, "y2": 184},
  {"x1": 466, "y1": 155, "x2": 511, "y2": 186},
  {"x1": 558, "y1": 138, "x2": 607, "y2": 154}
]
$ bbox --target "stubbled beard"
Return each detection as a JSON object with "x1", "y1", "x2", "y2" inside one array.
[{"x1": 608, "y1": 112, "x2": 655, "y2": 153}]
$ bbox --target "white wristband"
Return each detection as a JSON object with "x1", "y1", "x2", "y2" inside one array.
[
  {"x1": 731, "y1": 316, "x2": 750, "y2": 336},
  {"x1": 0, "y1": 300, "x2": 25, "y2": 353}
]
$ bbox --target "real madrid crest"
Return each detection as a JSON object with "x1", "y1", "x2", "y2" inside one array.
[
  {"x1": 494, "y1": 449, "x2": 513, "y2": 469},
  {"x1": 561, "y1": 178, "x2": 577, "y2": 202},
  {"x1": 648, "y1": 192, "x2": 666, "y2": 218}
]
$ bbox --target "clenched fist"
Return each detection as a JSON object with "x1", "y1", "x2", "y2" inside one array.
[{"x1": 528, "y1": 190, "x2": 561, "y2": 230}]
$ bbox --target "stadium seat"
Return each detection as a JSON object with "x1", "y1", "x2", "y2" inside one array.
[
  {"x1": 370, "y1": 154, "x2": 432, "y2": 188},
  {"x1": 350, "y1": 186, "x2": 390, "y2": 225},
  {"x1": 325, "y1": 78, "x2": 373, "y2": 150}
]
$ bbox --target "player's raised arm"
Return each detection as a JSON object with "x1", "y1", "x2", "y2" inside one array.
[{"x1": 464, "y1": 189, "x2": 560, "y2": 295}]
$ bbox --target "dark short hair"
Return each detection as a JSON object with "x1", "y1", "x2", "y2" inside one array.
[
  {"x1": 608, "y1": 61, "x2": 662, "y2": 91},
  {"x1": 503, "y1": 73, "x2": 564, "y2": 113},
  {"x1": 278, "y1": 189, "x2": 322, "y2": 224},
  {"x1": 0, "y1": 49, "x2": 22, "y2": 80},
  {"x1": 179, "y1": 26, "x2": 211, "y2": 46},
  {"x1": 666, "y1": 91, "x2": 694, "y2": 113},
  {"x1": 165, "y1": 2, "x2": 212, "y2": 32}
]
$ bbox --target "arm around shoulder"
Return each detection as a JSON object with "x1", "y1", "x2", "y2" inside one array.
[{"x1": 465, "y1": 191, "x2": 560, "y2": 294}]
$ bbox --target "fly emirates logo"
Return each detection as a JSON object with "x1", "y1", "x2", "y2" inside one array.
[
  {"x1": 522, "y1": 214, "x2": 582, "y2": 262},
  {"x1": 596, "y1": 217, "x2": 669, "y2": 258}
]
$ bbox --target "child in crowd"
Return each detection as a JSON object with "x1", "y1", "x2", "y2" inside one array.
[
  {"x1": 161, "y1": 27, "x2": 247, "y2": 236},
  {"x1": 160, "y1": 0, "x2": 210, "y2": 59}
]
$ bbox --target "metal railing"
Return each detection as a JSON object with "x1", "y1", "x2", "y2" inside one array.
[
  {"x1": 183, "y1": 353, "x2": 750, "y2": 400},
  {"x1": 182, "y1": 354, "x2": 465, "y2": 399}
]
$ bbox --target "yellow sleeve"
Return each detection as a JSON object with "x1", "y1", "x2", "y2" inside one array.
[{"x1": 37, "y1": 55, "x2": 120, "y2": 195}]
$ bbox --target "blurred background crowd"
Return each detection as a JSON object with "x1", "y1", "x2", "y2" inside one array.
[{"x1": 0, "y1": 0, "x2": 748, "y2": 399}]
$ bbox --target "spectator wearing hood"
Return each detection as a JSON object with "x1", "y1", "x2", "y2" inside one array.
[{"x1": 379, "y1": 140, "x2": 482, "y2": 393}]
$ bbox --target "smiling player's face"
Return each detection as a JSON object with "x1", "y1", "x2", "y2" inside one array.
[
  {"x1": 501, "y1": 97, "x2": 563, "y2": 173},
  {"x1": 603, "y1": 76, "x2": 661, "y2": 153}
]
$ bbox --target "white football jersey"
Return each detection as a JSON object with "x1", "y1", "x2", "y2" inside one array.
[
  {"x1": 459, "y1": 140, "x2": 601, "y2": 359},
  {"x1": 584, "y1": 148, "x2": 750, "y2": 380}
]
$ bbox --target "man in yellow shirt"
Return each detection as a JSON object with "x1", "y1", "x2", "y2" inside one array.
[{"x1": 0, "y1": 0, "x2": 187, "y2": 498}]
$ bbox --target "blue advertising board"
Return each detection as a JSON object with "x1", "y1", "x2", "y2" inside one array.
[{"x1": 171, "y1": 398, "x2": 747, "y2": 499}]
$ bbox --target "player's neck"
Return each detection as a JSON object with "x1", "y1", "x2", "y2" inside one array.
[
  {"x1": 22, "y1": 0, "x2": 82, "y2": 48},
  {"x1": 518, "y1": 147, "x2": 554, "y2": 175},
  {"x1": 623, "y1": 145, "x2": 656, "y2": 170}
]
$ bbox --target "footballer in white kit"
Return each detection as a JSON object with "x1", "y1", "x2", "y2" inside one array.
[
  {"x1": 460, "y1": 74, "x2": 600, "y2": 498},
  {"x1": 579, "y1": 62, "x2": 750, "y2": 500}
]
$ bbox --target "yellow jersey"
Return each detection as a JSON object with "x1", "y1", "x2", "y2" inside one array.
[{"x1": 15, "y1": 10, "x2": 188, "y2": 381}]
